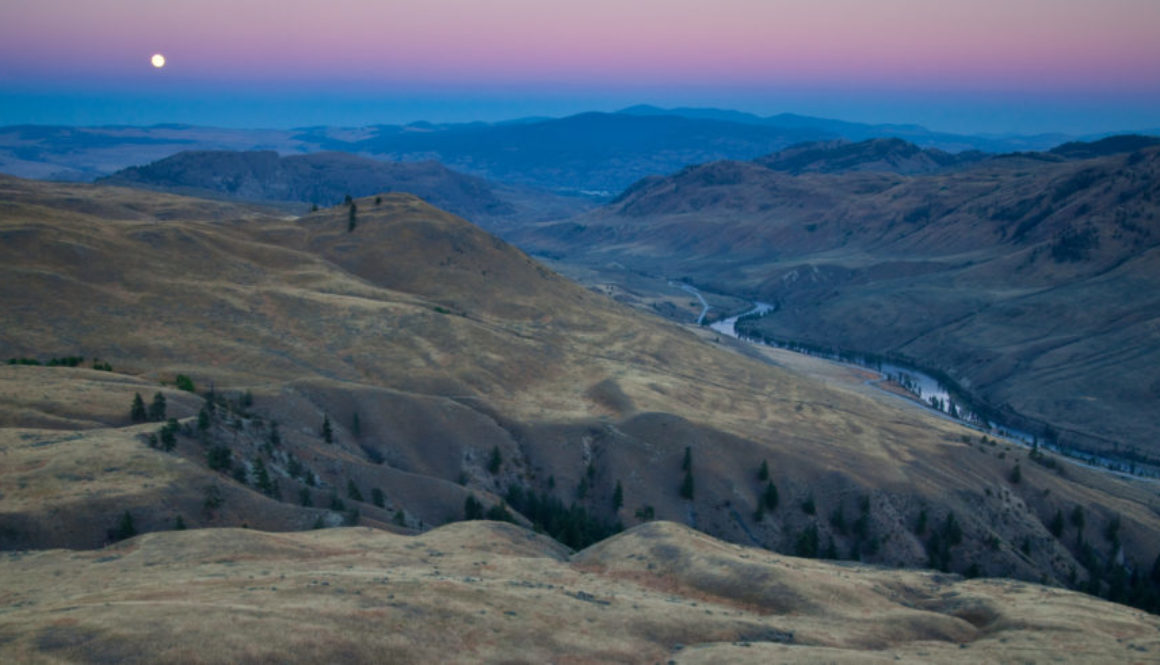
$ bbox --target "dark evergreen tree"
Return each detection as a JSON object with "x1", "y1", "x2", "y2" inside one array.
[
  {"x1": 207, "y1": 446, "x2": 232, "y2": 472},
  {"x1": 762, "y1": 481, "x2": 779, "y2": 511},
  {"x1": 347, "y1": 479, "x2": 364, "y2": 503},
  {"x1": 681, "y1": 446, "x2": 692, "y2": 472},
  {"x1": 175, "y1": 374, "x2": 195, "y2": 392},
  {"x1": 112, "y1": 510, "x2": 137, "y2": 541},
  {"x1": 148, "y1": 392, "x2": 167, "y2": 422},
  {"x1": 174, "y1": 515, "x2": 186, "y2": 530},
  {"x1": 795, "y1": 523, "x2": 819, "y2": 558},
  {"x1": 1049, "y1": 509, "x2": 1065, "y2": 537},
  {"x1": 757, "y1": 459, "x2": 769, "y2": 481},
  {"x1": 197, "y1": 406, "x2": 211, "y2": 433},
  {"x1": 159, "y1": 419, "x2": 178, "y2": 451},
  {"x1": 801, "y1": 494, "x2": 816, "y2": 515},
  {"x1": 612, "y1": 481, "x2": 623, "y2": 511},
  {"x1": 300, "y1": 487, "x2": 313, "y2": 507},
  {"x1": 465, "y1": 495, "x2": 484, "y2": 520},
  {"x1": 1105, "y1": 514, "x2": 1121, "y2": 545},
  {"x1": 1071, "y1": 505, "x2": 1086, "y2": 532},
  {"x1": 372, "y1": 487, "x2": 385, "y2": 508},
  {"x1": 679, "y1": 470, "x2": 694, "y2": 500},
  {"x1": 351, "y1": 411, "x2": 361, "y2": 437},
  {"x1": 130, "y1": 393, "x2": 147, "y2": 422},
  {"x1": 252, "y1": 457, "x2": 274, "y2": 496},
  {"x1": 348, "y1": 203, "x2": 358, "y2": 232},
  {"x1": 488, "y1": 445, "x2": 502, "y2": 474},
  {"x1": 321, "y1": 414, "x2": 333, "y2": 444}
]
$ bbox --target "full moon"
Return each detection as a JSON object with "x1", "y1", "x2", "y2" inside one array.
[{"x1": 151, "y1": 53, "x2": 166, "y2": 68}]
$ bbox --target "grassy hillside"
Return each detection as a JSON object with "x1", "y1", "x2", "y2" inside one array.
[
  {"x1": 2, "y1": 174, "x2": 1160, "y2": 616},
  {"x1": 1, "y1": 521, "x2": 1157, "y2": 664}
]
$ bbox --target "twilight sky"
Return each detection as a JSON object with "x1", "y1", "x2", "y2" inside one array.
[{"x1": 2, "y1": 0, "x2": 1159, "y2": 135}]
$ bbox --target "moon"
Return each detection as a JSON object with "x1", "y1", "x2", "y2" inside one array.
[{"x1": 151, "y1": 53, "x2": 166, "y2": 69}]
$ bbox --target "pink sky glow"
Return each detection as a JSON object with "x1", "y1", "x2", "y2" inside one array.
[
  {"x1": 4, "y1": 0, "x2": 1158, "y2": 90},
  {"x1": 2, "y1": 0, "x2": 1159, "y2": 132}
]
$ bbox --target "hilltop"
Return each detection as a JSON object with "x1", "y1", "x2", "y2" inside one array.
[{"x1": 1, "y1": 520, "x2": 1156, "y2": 664}]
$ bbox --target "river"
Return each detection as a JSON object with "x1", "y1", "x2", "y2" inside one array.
[{"x1": 690, "y1": 289, "x2": 1153, "y2": 480}]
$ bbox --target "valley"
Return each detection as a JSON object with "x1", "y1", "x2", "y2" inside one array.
[
  {"x1": 2, "y1": 132, "x2": 1160, "y2": 662},
  {"x1": 516, "y1": 137, "x2": 1160, "y2": 470}
]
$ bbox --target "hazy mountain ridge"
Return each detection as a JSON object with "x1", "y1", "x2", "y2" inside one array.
[
  {"x1": 0, "y1": 107, "x2": 1121, "y2": 195},
  {"x1": 754, "y1": 138, "x2": 988, "y2": 175},
  {"x1": 514, "y1": 139, "x2": 1160, "y2": 460}
]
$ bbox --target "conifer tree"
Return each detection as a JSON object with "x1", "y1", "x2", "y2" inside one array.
[
  {"x1": 148, "y1": 392, "x2": 167, "y2": 422},
  {"x1": 762, "y1": 481, "x2": 779, "y2": 511},
  {"x1": 757, "y1": 459, "x2": 769, "y2": 481},
  {"x1": 679, "y1": 470, "x2": 694, "y2": 500},
  {"x1": 321, "y1": 414, "x2": 333, "y2": 444},
  {"x1": 347, "y1": 479, "x2": 364, "y2": 503},
  {"x1": 130, "y1": 393, "x2": 147, "y2": 422},
  {"x1": 488, "y1": 445, "x2": 502, "y2": 474},
  {"x1": 612, "y1": 481, "x2": 624, "y2": 511}
]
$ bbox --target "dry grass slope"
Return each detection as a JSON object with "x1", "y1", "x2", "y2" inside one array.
[{"x1": 0, "y1": 521, "x2": 1156, "y2": 664}]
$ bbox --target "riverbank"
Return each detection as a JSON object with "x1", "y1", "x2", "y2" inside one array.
[{"x1": 683, "y1": 284, "x2": 1160, "y2": 481}]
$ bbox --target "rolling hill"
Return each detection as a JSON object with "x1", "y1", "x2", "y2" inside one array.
[
  {"x1": 513, "y1": 138, "x2": 1160, "y2": 464},
  {"x1": 1, "y1": 520, "x2": 1156, "y2": 664},
  {"x1": 97, "y1": 149, "x2": 592, "y2": 228},
  {"x1": 2, "y1": 173, "x2": 1160, "y2": 634}
]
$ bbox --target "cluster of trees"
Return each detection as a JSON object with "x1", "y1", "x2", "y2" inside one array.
[
  {"x1": 7, "y1": 355, "x2": 85, "y2": 367},
  {"x1": 462, "y1": 481, "x2": 624, "y2": 551},
  {"x1": 130, "y1": 392, "x2": 168, "y2": 423},
  {"x1": 145, "y1": 419, "x2": 181, "y2": 452}
]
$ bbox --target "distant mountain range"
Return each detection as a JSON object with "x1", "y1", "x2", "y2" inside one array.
[{"x1": 4, "y1": 106, "x2": 1154, "y2": 198}]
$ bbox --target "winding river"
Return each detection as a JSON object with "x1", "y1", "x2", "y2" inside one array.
[{"x1": 690, "y1": 288, "x2": 1154, "y2": 480}]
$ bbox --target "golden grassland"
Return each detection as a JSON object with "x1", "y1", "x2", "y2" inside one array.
[
  {"x1": 2, "y1": 175, "x2": 1160, "y2": 656},
  {"x1": 1, "y1": 521, "x2": 1157, "y2": 664}
]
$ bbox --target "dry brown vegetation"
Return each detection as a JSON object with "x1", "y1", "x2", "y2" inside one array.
[
  {"x1": 1, "y1": 521, "x2": 1157, "y2": 664},
  {"x1": 2, "y1": 174, "x2": 1160, "y2": 656}
]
